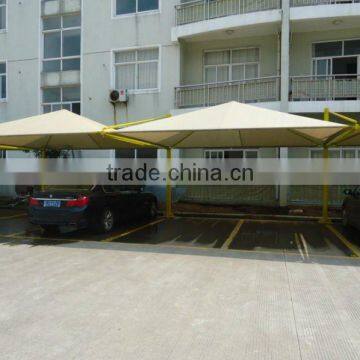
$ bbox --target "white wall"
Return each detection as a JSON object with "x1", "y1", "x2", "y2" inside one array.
[
  {"x1": 81, "y1": 0, "x2": 180, "y2": 124},
  {"x1": 0, "y1": 0, "x2": 40, "y2": 123}
]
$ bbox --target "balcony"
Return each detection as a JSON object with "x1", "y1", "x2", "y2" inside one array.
[
  {"x1": 175, "y1": 0, "x2": 281, "y2": 26},
  {"x1": 175, "y1": 76, "x2": 280, "y2": 108},
  {"x1": 291, "y1": 0, "x2": 360, "y2": 7},
  {"x1": 291, "y1": 75, "x2": 360, "y2": 101},
  {"x1": 41, "y1": 0, "x2": 81, "y2": 17}
]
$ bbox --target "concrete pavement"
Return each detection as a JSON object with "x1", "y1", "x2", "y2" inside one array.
[{"x1": 0, "y1": 240, "x2": 359, "y2": 360}]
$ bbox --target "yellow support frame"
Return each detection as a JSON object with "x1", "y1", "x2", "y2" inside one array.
[
  {"x1": 320, "y1": 108, "x2": 359, "y2": 223},
  {"x1": 0, "y1": 145, "x2": 33, "y2": 151},
  {"x1": 319, "y1": 108, "x2": 330, "y2": 224},
  {"x1": 102, "y1": 113, "x2": 174, "y2": 218},
  {"x1": 166, "y1": 148, "x2": 174, "y2": 218},
  {"x1": 102, "y1": 114, "x2": 172, "y2": 131}
]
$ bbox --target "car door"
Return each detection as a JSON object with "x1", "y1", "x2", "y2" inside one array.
[{"x1": 102, "y1": 186, "x2": 126, "y2": 219}]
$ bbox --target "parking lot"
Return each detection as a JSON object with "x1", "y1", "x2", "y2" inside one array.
[
  {"x1": 0, "y1": 209, "x2": 359, "y2": 260},
  {"x1": 0, "y1": 208, "x2": 360, "y2": 360}
]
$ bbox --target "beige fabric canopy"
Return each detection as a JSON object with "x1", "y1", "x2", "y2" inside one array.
[
  {"x1": 0, "y1": 110, "x2": 152, "y2": 150},
  {"x1": 118, "y1": 102, "x2": 346, "y2": 148}
]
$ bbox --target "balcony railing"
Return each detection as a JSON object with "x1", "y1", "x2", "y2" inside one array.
[
  {"x1": 175, "y1": 76, "x2": 280, "y2": 108},
  {"x1": 291, "y1": 0, "x2": 360, "y2": 7},
  {"x1": 291, "y1": 75, "x2": 360, "y2": 101},
  {"x1": 175, "y1": 0, "x2": 281, "y2": 26}
]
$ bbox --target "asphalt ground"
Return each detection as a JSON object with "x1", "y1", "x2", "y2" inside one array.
[{"x1": 0, "y1": 209, "x2": 359, "y2": 260}]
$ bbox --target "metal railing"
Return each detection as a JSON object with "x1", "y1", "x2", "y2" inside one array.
[
  {"x1": 291, "y1": 0, "x2": 360, "y2": 7},
  {"x1": 291, "y1": 75, "x2": 360, "y2": 101},
  {"x1": 175, "y1": 76, "x2": 280, "y2": 108},
  {"x1": 175, "y1": 0, "x2": 281, "y2": 25}
]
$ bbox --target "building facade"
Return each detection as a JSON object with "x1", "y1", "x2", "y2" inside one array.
[{"x1": 0, "y1": 0, "x2": 360, "y2": 204}]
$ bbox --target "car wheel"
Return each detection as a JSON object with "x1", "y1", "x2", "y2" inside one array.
[
  {"x1": 99, "y1": 208, "x2": 115, "y2": 233},
  {"x1": 342, "y1": 209, "x2": 349, "y2": 227},
  {"x1": 41, "y1": 225, "x2": 59, "y2": 234},
  {"x1": 147, "y1": 200, "x2": 158, "y2": 220}
]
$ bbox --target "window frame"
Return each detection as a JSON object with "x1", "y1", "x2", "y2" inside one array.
[
  {"x1": 0, "y1": 60, "x2": 7, "y2": 102},
  {"x1": 0, "y1": 0, "x2": 7, "y2": 32},
  {"x1": 42, "y1": 86, "x2": 81, "y2": 114},
  {"x1": 115, "y1": 149, "x2": 158, "y2": 159},
  {"x1": 42, "y1": 14, "x2": 81, "y2": 73},
  {"x1": 203, "y1": 47, "x2": 261, "y2": 84},
  {"x1": 112, "y1": 46, "x2": 161, "y2": 94},
  {"x1": 113, "y1": 0, "x2": 161, "y2": 18},
  {"x1": 311, "y1": 38, "x2": 360, "y2": 77},
  {"x1": 309, "y1": 147, "x2": 359, "y2": 159},
  {"x1": 204, "y1": 149, "x2": 259, "y2": 159}
]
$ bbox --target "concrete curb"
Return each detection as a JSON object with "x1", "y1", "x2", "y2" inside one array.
[{"x1": 172, "y1": 211, "x2": 342, "y2": 223}]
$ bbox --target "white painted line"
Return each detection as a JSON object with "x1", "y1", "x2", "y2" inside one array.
[
  {"x1": 299, "y1": 233, "x2": 309, "y2": 259},
  {"x1": 295, "y1": 233, "x2": 305, "y2": 261}
]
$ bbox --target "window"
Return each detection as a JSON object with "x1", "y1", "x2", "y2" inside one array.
[
  {"x1": 115, "y1": 148, "x2": 158, "y2": 158},
  {"x1": 0, "y1": 150, "x2": 6, "y2": 159},
  {"x1": 204, "y1": 48, "x2": 259, "y2": 84},
  {"x1": 43, "y1": 14, "x2": 81, "y2": 73},
  {"x1": 114, "y1": 48, "x2": 159, "y2": 91},
  {"x1": 344, "y1": 40, "x2": 360, "y2": 56},
  {"x1": 313, "y1": 41, "x2": 342, "y2": 58},
  {"x1": 312, "y1": 39, "x2": 360, "y2": 82},
  {"x1": 116, "y1": 0, "x2": 159, "y2": 16},
  {"x1": 313, "y1": 39, "x2": 360, "y2": 59},
  {"x1": 42, "y1": 86, "x2": 81, "y2": 114},
  {"x1": 205, "y1": 149, "x2": 258, "y2": 159},
  {"x1": 0, "y1": 62, "x2": 6, "y2": 100},
  {"x1": 310, "y1": 148, "x2": 358, "y2": 159},
  {"x1": 0, "y1": 0, "x2": 6, "y2": 31}
]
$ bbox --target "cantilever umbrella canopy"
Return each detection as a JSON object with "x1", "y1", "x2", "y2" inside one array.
[
  {"x1": 117, "y1": 102, "x2": 346, "y2": 148},
  {"x1": 0, "y1": 110, "x2": 154, "y2": 150}
]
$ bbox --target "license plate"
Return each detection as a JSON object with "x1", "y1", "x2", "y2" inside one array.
[{"x1": 43, "y1": 200, "x2": 61, "y2": 208}]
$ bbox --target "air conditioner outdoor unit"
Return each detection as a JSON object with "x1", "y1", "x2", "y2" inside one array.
[{"x1": 109, "y1": 89, "x2": 128, "y2": 103}]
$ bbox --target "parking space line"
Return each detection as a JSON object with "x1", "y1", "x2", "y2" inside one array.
[
  {"x1": 221, "y1": 220, "x2": 244, "y2": 249},
  {"x1": 0, "y1": 213, "x2": 27, "y2": 220},
  {"x1": 101, "y1": 218, "x2": 166, "y2": 243},
  {"x1": 326, "y1": 224, "x2": 360, "y2": 257},
  {"x1": 299, "y1": 233, "x2": 309, "y2": 259},
  {"x1": 2, "y1": 231, "x2": 26, "y2": 238},
  {"x1": 294, "y1": 233, "x2": 305, "y2": 260}
]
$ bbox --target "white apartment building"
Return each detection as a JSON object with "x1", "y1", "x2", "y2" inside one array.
[{"x1": 0, "y1": 0, "x2": 360, "y2": 205}]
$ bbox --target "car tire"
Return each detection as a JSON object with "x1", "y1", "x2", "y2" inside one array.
[
  {"x1": 342, "y1": 209, "x2": 349, "y2": 228},
  {"x1": 41, "y1": 225, "x2": 59, "y2": 234},
  {"x1": 147, "y1": 200, "x2": 158, "y2": 220},
  {"x1": 96, "y1": 208, "x2": 115, "y2": 233}
]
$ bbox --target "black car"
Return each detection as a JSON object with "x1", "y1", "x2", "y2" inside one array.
[
  {"x1": 28, "y1": 185, "x2": 158, "y2": 233},
  {"x1": 342, "y1": 188, "x2": 360, "y2": 230}
]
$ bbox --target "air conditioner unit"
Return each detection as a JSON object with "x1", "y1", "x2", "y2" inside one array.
[{"x1": 109, "y1": 89, "x2": 128, "y2": 104}]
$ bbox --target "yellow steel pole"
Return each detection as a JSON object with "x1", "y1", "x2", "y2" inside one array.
[
  {"x1": 40, "y1": 149, "x2": 46, "y2": 192},
  {"x1": 320, "y1": 108, "x2": 330, "y2": 224},
  {"x1": 166, "y1": 148, "x2": 174, "y2": 219}
]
